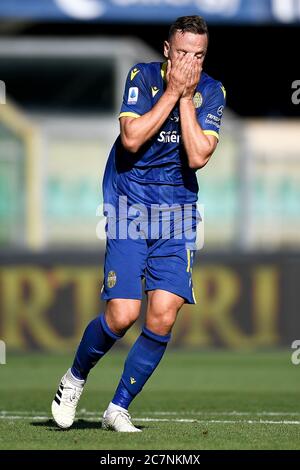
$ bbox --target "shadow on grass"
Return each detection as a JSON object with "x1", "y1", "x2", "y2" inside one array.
[
  {"x1": 31, "y1": 419, "x2": 101, "y2": 431},
  {"x1": 31, "y1": 419, "x2": 144, "y2": 432}
]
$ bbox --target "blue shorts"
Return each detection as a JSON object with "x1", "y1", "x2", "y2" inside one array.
[{"x1": 101, "y1": 235, "x2": 196, "y2": 304}]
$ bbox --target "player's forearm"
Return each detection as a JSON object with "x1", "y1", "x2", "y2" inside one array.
[
  {"x1": 179, "y1": 99, "x2": 213, "y2": 169},
  {"x1": 120, "y1": 91, "x2": 178, "y2": 153}
]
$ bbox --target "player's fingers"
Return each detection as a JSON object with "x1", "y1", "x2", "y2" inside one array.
[
  {"x1": 185, "y1": 65, "x2": 193, "y2": 91},
  {"x1": 190, "y1": 58, "x2": 196, "y2": 74},
  {"x1": 175, "y1": 53, "x2": 186, "y2": 71},
  {"x1": 194, "y1": 57, "x2": 201, "y2": 71},
  {"x1": 196, "y1": 56, "x2": 202, "y2": 69},
  {"x1": 192, "y1": 60, "x2": 201, "y2": 84},
  {"x1": 181, "y1": 54, "x2": 193, "y2": 75},
  {"x1": 171, "y1": 55, "x2": 182, "y2": 75},
  {"x1": 190, "y1": 56, "x2": 198, "y2": 74},
  {"x1": 189, "y1": 64, "x2": 195, "y2": 87},
  {"x1": 184, "y1": 53, "x2": 193, "y2": 66},
  {"x1": 185, "y1": 63, "x2": 192, "y2": 81},
  {"x1": 195, "y1": 64, "x2": 202, "y2": 84}
]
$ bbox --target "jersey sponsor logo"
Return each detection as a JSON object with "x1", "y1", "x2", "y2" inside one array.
[
  {"x1": 130, "y1": 68, "x2": 140, "y2": 80},
  {"x1": 151, "y1": 86, "x2": 159, "y2": 98},
  {"x1": 127, "y1": 87, "x2": 139, "y2": 104},
  {"x1": 206, "y1": 113, "x2": 221, "y2": 122},
  {"x1": 107, "y1": 270, "x2": 117, "y2": 288},
  {"x1": 169, "y1": 111, "x2": 179, "y2": 122},
  {"x1": 217, "y1": 105, "x2": 224, "y2": 116},
  {"x1": 193, "y1": 91, "x2": 203, "y2": 108},
  {"x1": 157, "y1": 130, "x2": 181, "y2": 143},
  {"x1": 205, "y1": 114, "x2": 221, "y2": 129}
]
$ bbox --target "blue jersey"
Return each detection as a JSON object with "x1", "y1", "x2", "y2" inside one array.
[{"x1": 103, "y1": 61, "x2": 226, "y2": 208}]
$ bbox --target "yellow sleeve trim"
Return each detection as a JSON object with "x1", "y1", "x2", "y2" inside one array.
[
  {"x1": 119, "y1": 112, "x2": 140, "y2": 119},
  {"x1": 221, "y1": 85, "x2": 226, "y2": 99},
  {"x1": 203, "y1": 130, "x2": 219, "y2": 140}
]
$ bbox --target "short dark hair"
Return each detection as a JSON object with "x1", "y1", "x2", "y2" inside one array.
[{"x1": 168, "y1": 16, "x2": 208, "y2": 41}]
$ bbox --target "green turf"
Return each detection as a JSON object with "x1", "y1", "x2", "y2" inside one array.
[{"x1": 0, "y1": 350, "x2": 299, "y2": 449}]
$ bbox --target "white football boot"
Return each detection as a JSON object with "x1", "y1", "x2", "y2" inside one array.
[
  {"x1": 51, "y1": 369, "x2": 84, "y2": 429},
  {"x1": 102, "y1": 405, "x2": 141, "y2": 432}
]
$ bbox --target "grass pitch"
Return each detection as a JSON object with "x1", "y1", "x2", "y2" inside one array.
[{"x1": 0, "y1": 350, "x2": 299, "y2": 450}]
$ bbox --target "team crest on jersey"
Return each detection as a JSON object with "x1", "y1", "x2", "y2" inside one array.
[
  {"x1": 128, "y1": 87, "x2": 139, "y2": 104},
  {"x1": 107, "y1": 270, "x2": 117, "y2": 288},
  {"x1": 193, "y1": 92, "x2": 203, "y2": 108}
]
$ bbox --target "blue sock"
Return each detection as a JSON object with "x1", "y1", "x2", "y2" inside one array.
[
  {"x1": 112, "y1": 326, "x2": 171, "y2": 409},
  {"x1": 71, "y1": 313, "x2": 122, "y2": 380}
]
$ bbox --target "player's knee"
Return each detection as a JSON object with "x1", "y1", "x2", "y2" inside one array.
[
  {"x1": 146, "y1": 291, "x2": 183, "y2": 335},
  {"x1": 105, "y1": 299, "x2": 141, "y2": 335},
  {"x1": 106, "y1": 312, "x2": 137, "y2": 335},
  {"x1": 147, "y1": 307, "x2": 177, "y2": 335}
]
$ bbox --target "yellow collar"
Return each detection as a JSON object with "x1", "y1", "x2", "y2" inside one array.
[{"x1": 161, "y1": 61, "x2": 167, "y2": 81}]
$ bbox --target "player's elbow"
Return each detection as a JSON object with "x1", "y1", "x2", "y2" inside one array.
[
  {"x1": 187, "y1": 137, "x2": 217, "y2": 169},
  {"x1": 188, "y1": 153, "x2": 211, "y2": 170},
  {"x1": 121, "y1": 134, "x2": 140, "y2": 154}
]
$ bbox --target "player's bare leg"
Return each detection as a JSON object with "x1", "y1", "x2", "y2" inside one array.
[
  {"x1": 145, "y1": 289, "x2": 184, "y2": 335},
  {"x1": 102, "y1": 290, "x2": 184, "y2": 432},
  {"x1": 105, "y1": 299, "x2": 141, "y2": 335},
  {"x1": 52, "y1": 299, "x2": 141, "y2": 429}
]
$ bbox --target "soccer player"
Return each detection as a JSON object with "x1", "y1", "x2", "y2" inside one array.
[{"x1": 52, "y1": 15, "x2": 226, "y2": 432}]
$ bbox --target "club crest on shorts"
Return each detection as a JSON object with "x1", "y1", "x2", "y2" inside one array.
[
  {"x1": 193, "y1": 92, "x2": 203, "y2": 109},
  {"x1": 107, "y1": 270, "x2": 117, "y2": 288}
]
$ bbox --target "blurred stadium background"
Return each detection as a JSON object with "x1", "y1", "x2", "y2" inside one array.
[
  {"x1": 1, "y1": 0, "x2": 300, "y2": 452},
  {"x1": 0, "y1": 0, "x2": 300, "y2": 355}
]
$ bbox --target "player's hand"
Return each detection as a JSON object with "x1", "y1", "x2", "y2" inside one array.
[
  {"x1": 166, "y1": 54, "x2": 193, "y2": 99},
  {"x1": 181, "y1": 57, "x2": 202, "y2": 101}
]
